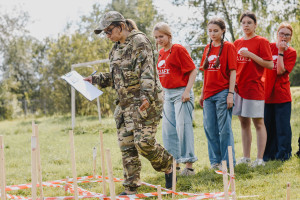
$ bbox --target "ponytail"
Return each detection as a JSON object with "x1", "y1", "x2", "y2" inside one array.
[{"x1": 126, "y1": 19, "x2": 138, "y2": 31}]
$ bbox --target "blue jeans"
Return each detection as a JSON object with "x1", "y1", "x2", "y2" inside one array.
[
  {"x1": 203, "y1": 89, "x2": 236, "y2": 166},
  {"x1": 264, "y1": 102, "x2": 292, "y2": 161},
  {"x1": 162, "y1": 87, "x2": 198, "y2": 163}
]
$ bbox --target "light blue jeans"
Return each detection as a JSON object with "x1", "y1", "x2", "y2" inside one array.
[
  {"x1": 162, "y1": 87, "x2": 198, "y2": 163},
  {"x1": 203, "y1": 89, "x2": 236, "y2": 166}
]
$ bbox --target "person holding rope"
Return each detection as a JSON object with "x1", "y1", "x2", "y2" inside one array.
[
  {"x1": 153, "y1": 22, "x2": 198, "y2": 176},
  {"x1": 84, "y1": 11, "x2": 174, "y2": 194},
  {"x1": 199, "y1": 17, "x2": 236, "y2": 170},
  {"x1": 233, "y1": 11, "x2": 273, "y2": 167},
  {"x1": 264, "y1": 22, "x2": 297, "y2": 162}
]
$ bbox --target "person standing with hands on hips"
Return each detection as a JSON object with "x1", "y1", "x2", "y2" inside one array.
[
  {"x1": 199, "y1": 18, "x2": 236, "y2": 170},
  {"x1": 233, "y1": 11, "x2": 273, "y2": 167},
  {"x1": 153, "y1": 22, "x2": 198, "y2": 176},
  {"x1": 264, "y1": 22, "x2": 297, "y2": 162},
  {"x1": 84, "y1": 11, "x2": 174, "y2": 194}
]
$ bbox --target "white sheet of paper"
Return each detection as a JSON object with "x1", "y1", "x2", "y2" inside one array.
[{"x1": 61, "y1": 71, "x2": 103, "y2": 101}]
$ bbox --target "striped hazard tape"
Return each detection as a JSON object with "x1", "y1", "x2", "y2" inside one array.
[{"x1": 3, "y1": 173, "x2": 235, "y2": 200}]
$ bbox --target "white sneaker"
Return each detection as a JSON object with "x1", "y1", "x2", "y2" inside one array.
[
  {"x1": 180, "y1": 168, "x2": 195, "y2": 176},
  {"x1": 210, "y1": 163, "x2": 222, "y2": 170},
  {"x1": 251, "y1": 159, "x2": 265, "y2": 167},
  {"x1": 237, "y1": 157, "x2": 251, "y2": 165}
]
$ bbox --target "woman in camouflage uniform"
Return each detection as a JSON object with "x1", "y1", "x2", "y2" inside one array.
[{"x1": 84, "y1": 11, "x2": 174, "y2": 194}]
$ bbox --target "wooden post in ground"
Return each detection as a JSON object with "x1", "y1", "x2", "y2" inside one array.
[
  {"x1": 172, "y1": 159, "x2": 176, "y2": 199},
  {"x1": 0, "y1": 136, "x2": 6, "y2": 200},
  {"x1": 106, "y1": 149, "x2": 116, "y2": 200},
  {"x1": 157, "y1": 185, "x2": 162, "y2": 200},
  {"x1": 222, "y1": 160, "x2": 229, "y2": 200},
  {"x1": 286, "y1": 182, "x2": 290, "y2": 200},
  {"x1": 69, "y1": 130, "x2": 79, "y2": 200},
  {"x1": 228, "y1": 146, "x2": 236, "y2": 200},
  {"x1": 31, "y1": 136, "x2": 37, "y2": 200},
  {"x1": 99, "y1": 131, "x2": 107, "y2": 196},
  {"x1": 33, "y1": 124, "x2": 44, "y2": 199},
  {"x1": 93, "y1": 147, "x2": 97, "y2": 178}
]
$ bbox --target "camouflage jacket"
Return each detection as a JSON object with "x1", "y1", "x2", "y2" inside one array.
[{"x1": 92, "y1": 30, "x2": 163, "y2": 130}]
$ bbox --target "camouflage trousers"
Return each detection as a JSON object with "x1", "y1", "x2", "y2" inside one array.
[{"x1": 117, "y1": 121, "x2": 173, "y2": 191}]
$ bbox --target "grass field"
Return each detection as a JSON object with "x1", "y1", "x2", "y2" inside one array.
[{"x1": 0, "y1": 87, "x2": 300, "y2": 200}]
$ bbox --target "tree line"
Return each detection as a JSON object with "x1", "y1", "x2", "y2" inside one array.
[{"x1": 0, "y1": 0, "x2": 299, "y2": 120}]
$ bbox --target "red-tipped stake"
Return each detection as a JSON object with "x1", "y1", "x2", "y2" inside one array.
[
  {"x1": 286, "y1": 182, "x2": 290, "y2": 200},
  {"x1": 93, "y1": 147, "x2": 97, "y2": 178},
  {"x1": 99, "y1": 131, "x2": 107, "y2": 196},
  {"x1": 33, "y1": 124, "x2": 44, "y2": 200},
  {"x1": 172, "y1": 159, "x2": 176, "y2": 199},
  {"x1": 157, "y1": 185, "x2": 162, "y2": 200},
  {"x1": 106, "y1": 149, "x2": 116, "y2": 200},
  {"x1": 31, "y1": 136, "x2": 37, "y2": 200},
  {"x1": 222, "y1": 160, "x2": 229, "y2": 200},
  {"x1": 0, "y1": 136, "x2": 6, "y2": 200},
  {"x1": 69, "y1": 130, "x2": 79, "y2": 200},
  {"x1": 228, "y1": 146, "x2": 236, "y2": 200}
]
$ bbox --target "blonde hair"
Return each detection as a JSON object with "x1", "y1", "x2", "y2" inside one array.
[
  {"x1": 277, "y1": 22, "x2": 293, "y2": 38},
  {"x1": 153, "y1": 22, "x2": 172, "y2": 50}
]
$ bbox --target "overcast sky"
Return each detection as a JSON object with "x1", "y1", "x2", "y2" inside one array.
[{"x1": 0, "y1": 0, "x2": 191, "y2": 43}]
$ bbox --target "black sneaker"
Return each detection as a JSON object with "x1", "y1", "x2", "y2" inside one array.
[
  {"x1": 118, "y1": 190, "x2": 137, "y2": 196},
  {"x1": 165, "y1": 172, "x2": 173, "y2": 189}
]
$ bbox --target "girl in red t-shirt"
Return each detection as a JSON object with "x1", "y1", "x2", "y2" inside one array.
[
  {"x1": 199, "y1": 17, "x2": 236, "y2": 169},
  {"x1": 153, "y1": 22, "x2": 198, "y2": 178},
  {"x1": 264, "y1": 22, "x2": 297, "y2": 161},
  {"x1": 233, "y1": 11, "x2": 273, "y2": 167}
]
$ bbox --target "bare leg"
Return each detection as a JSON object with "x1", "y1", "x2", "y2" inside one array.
[
  {"x1": 252, "y1": 118, "x2": 267, "y2": 159},
  {"x1": 238, "y1": 116, "x2": 252, "y2": 158},
  {"x1": 185, "y1": 162, "x2": 193, "y2": 169}
]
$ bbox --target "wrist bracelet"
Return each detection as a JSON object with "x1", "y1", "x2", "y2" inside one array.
[
  {"x1": 228, "y1": 91, "x2": 234, "y2": 94},
  {"x1": 278, "y1": 53, "x2": 284, "y2": 57}
]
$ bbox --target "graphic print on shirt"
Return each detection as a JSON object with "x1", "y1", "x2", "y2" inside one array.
[
  {"x1": 237, "y1": 47, "x2": 251, "y2": 63},
  {"x1": 157, "y1": 59, "x2": 170, "y2": 77},
  {"x1": 272, "y1": 55, "x2": 278, "y2": 70},
  {"x1": 207, "y1": 55, "x2": 220, "y2": 71}
]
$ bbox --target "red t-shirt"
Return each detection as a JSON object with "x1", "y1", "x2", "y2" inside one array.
[
  {"x1": 234, "y1": 35, "x2": 273, "y2": 100},
  {"x1": 200, "y1": 41, "x2": 237, "y2": 100},
  {"x1": 157, "y1": 44, "x2": 196, "y2": 89},
  {"x1": 265, "y1": 43, "x2": 297, "y2": 103}
]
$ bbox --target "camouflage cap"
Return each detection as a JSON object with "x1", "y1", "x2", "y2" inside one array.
[{"x1": 94, "y1": 11, "x2": 126, "y2": 34}]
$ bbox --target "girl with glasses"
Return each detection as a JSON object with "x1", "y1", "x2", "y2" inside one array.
[{"x1": 263, "y1": 22, "x2": 297, "y2": 161}]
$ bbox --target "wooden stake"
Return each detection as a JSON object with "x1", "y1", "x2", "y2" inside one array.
[
  {"x1": 99, "y1": 131, "x2": 107, "y2": 196},
  {"x1": 286, "y1": 182, "x2": 290, "y2": 200},
  {"x1": 172, "y1": 159, "x2": 176, "y2": 199},
  {"x1": 106, "y1": 149, "x2": 116, "y2": 200},
  {"x1": 0, "y1": 136, "x2": 6, "y2": 200},
  {"x1": 228, "y1": 146, "x2": 236, "y2": 200},
  {"x1": 69, "y1": 130, "x2": 79, "y2": 200},
  {"x1": 93, "y1": 147, "x2": 97, "y2": 178},
  {"x1": 33, "y1": 125, "x2": 44, "y2": 199},
  {"x1": 222, "y1": 160, "x2": 229, "y2": 200},
  {"x1": 31, "y1": 136, "x2": 37, "y2": 200},
  {"x1": 157, "y1": 185, "x2": 162, "y2": 200}
]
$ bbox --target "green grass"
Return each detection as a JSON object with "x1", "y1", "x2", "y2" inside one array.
[{"x1": 1, "y1": 87, "x2": 300, "y2": 200}]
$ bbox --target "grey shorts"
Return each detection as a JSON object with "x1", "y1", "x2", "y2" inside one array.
[{"x1": 232, "y1": 93, "x2": 264, "y2": 118}]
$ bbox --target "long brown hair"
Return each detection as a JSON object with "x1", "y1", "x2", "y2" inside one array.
[
  {"x1": 203, "y1": 18, "x2": 226, "y2": 70},
  {"x1": 111, "y1": 19, "x2": 138, "y2": 32}
]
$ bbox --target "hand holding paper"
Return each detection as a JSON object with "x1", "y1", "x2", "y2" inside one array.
[{"x1": 61, "y1": 71, "x2": 103, "y2": 101}]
